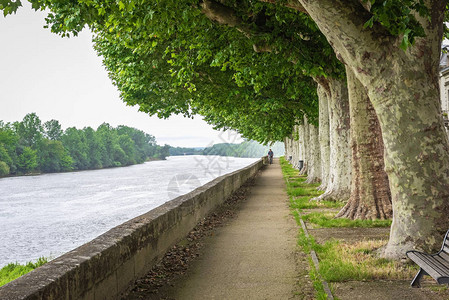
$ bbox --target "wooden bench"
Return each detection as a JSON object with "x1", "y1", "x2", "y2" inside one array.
[{"x1": 406, "y1": 229, "x2": 449, "y2": 288}]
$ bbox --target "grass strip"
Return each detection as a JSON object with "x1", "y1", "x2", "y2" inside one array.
[
  {"x1": 0, "y1": 257, "x2": 48, "y2": 287},
  {"x1": 313, "y1": 239, "x2": 417, "y2": 282},
  {"x1": 303, "y1": 212, "x2": 392, "y2": 228},
  {"x1": 280, "y1": 156, "x2": 390, "y2": 228},
  {"x1": 280, "y1": 156, "x2": 413, "y2": 287}
]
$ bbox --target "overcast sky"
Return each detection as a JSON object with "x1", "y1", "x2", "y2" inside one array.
[{"x1": 0, "y1": 3, "x2": 243, "y2": 147}]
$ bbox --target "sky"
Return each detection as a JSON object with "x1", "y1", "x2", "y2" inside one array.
[{"x1": 0, "y1": 3, "x2": 243, "y2": 147}]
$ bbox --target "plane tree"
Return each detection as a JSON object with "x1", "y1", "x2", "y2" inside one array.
[
  {"x1": 3, "y1": 0, "x2": 441, "y2": 257},
  {"x1": 286, "y1": 0, "x2": 449, "y2": 258},
  {"x1": 2, "y1": 0, "x2": 392, "y2": 218},
  {"x1": 85, "y1": 0, "x2": 392, "y2": 218}
]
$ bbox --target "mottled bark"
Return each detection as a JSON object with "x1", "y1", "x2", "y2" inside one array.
[
  {"x1": 287, "y1": 135, "x2": 295, "y2": 165},
  {"x1": 314, "y1": 78, "x2": 351, "y2": 201},
  {"x1": 287, "y1": 133, "x2": 295, "y2": 167},
  {"x1": 316, "y1": 84, "x2": 330, "y2": 191},
  {"x1": 336, "y1": 68, "x2": 392, "y2": 220},
  {"x1": 284, "y1": 137, "x2": 290, "y2": 161},
  {"x1": 299, "y1": 0, "x2": 449, "y2": 259},
  {"x1": 293, "y1": 125, "x2": 301, "y2": 169},
  {"x1": 306, "y1": 123, "x2": 321, "y2": 183},
  {"x1": 297, "y1": 124, "x2": 305, "y2": 170},
  {"x1": 299, "y1": 118, "x2": 309, "y2": 175}
]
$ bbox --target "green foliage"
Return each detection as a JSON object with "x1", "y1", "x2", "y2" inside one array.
[
  {"x1": 363, "y1": 0, "x2": 428, "y2": 50},
  {"x1": 201, "y1": 140, "x2": 285, "y2": 158},
  {"x1": 3, "y1": 0, "x2": 344, "y2": 143},
  {"x1": 0, "y1": 114, "x2": 168, "y2": 176},
  {"x1": 0, "y1": 0, "x2": 437, "y2": 145},
  {"x1": 0, "y1": 161, "x2": 9, "y2": 176},
  {"x1": 169, "y1": 146, "x2": 204, "y2": 156},
  {"x1": 38, "y1": 139, "x2": 73, "y2": 172},
  {"x1": 170, "y1": 140, "x2": 285, "y2": 158},
  {"x1": 0, "y1": 144, "x2": 13, "y2": 169},
  {"x1": 0, "y1": 122, "x2": 18, "y2": 173},
  {"x1": 154, "y1": 144, "x2": 170, "y2": 160},
  {"x1": 0, "y1": 0, "x2": 23, "y2": 16},
  {"x1": 43, "y1": 119, "x2": 63, "y2": 140},
  {"x1": 62, "y1": 127, "x2": 89, "y2": 169},
  {"x1": 17, "y1": 146, "x2": 38, "y2": 173},
  {"x1": 14, "y1": 113, "x2": 43, "y2": 148},
  {"x1": 0, "y1": 257, "x2": 48, "y2": 287}
]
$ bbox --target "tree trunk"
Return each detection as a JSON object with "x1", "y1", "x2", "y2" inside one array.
[
  {"x1": 288, "y1": 136, "x2": 295, "y2": 166},
  {"x1": 313, "y1": 77, "x2": 351, "y2": 201},
  {"x1": 297, "y1": 124, "x2": 305, "y2": 170},
  {"x1": 284, "y1": 136, "x2": 290, "y2": 161},
  {"x1": 336, "y1": 67, "x2": 392, "y2": 220},
  {"x1": 317, "y1": 84, "x2": 330, "y2": 191},
  {"x1": 299, "y1": 118, "x2": 309, "y2": 175},
  {"x1": 298, "y1": 0, "x2": 449, "y2": 259},
  {"x1": 292, "y1": 125, "x2": 300, "y2": 169},
  {"x1": 306, "y1": 122, "x2": 321, "y2": 183}
]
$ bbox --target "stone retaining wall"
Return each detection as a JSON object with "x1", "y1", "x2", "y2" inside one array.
[{"x1": 0, "y1": 158, "x2": 266, "y2": 300}]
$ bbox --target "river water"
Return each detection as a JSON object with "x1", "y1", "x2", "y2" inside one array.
[{"x1": 0, "y1": 155, "x2": 258, "y2": 268}]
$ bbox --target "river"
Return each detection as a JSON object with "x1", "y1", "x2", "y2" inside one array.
[{"x1": 0, "y1": 155, "x2": 259, "y2": 268}]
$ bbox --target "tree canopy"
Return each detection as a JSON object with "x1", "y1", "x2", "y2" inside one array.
[{"x1": 1, "y1": 0, "x2": 349, "y2": 142}]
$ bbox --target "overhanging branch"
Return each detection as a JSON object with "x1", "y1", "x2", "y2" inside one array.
[
  {"x1": 200, "y1": 0, "x2": 253, "y2": 38},
  {"x1": 258, "y1": 0, "x2": 307, "y2": 14}
]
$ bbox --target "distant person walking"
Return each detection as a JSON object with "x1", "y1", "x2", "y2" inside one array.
[{"x1": 268, "y1": 149, "x2": 274, "y2": 164}]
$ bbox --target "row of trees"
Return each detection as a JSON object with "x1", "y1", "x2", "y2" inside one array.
[
  {"x1": 3, "y1": 0, "x2": 448, "y2": 259},
  {"x1": 202, "y1": 141, "x2": 284, "y2": 158},
  {"x1": 169, "y1": 141, "x2": 284, "y2": 158},
  {"x1": 0, "y1": 113, "x2": 169, "y2": 176}
]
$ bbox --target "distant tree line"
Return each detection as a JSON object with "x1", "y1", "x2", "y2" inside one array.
[
  {"x1": 168, "y1": 147, "x2": 204, "y2": 156},
  {"x1": 170, "y1": 141, "x2": 285, "y2": 158},
  {"x1": 0, "y1": 113, "x2": 169, "y2": 176}
]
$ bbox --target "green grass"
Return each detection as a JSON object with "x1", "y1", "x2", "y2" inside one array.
[
  {"x1": 293, "y1": 210, "x2": 337, "y2": 299},
  {"x1": 280, "y1": 156, "x2": 407, "y2": 287},
  {"x1": 313, "y1": 239, "x2": 417, "y2": 282},
  {"x1": 280, "y1": 156, "x2": 390, "y2": 228},
  {"x1": 0, "y1": 257, "x2": 48, "y2": 287},
  {"x1": 291, "y1": 196, "x2": 345, "y2": 210},
  {"x1": 293, "y1": 212, "x2": 414, "y2": 283},
  {"x1": 303, "y1": 212, "x2": 392, "y2": 228},
  {"x1": 280, "y1": 156, "x2": 344, "y2": 212}
]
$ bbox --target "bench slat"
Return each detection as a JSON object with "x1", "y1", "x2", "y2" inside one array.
[
  {"x1": 407, "y1": 252, "x2": 449, "y2": 280},
  {"x1": 442, "y1": 246, "x2": 449, "y2": 255},
  {"x1": 440, "y1": 251, "x2": 449, "y2": 261},
  {"x1": 413, "y1": 252, "x2": 449, "y2": 275},
  {"x1": 433, "y1": 255, "x2": 449, "y2": 275}
]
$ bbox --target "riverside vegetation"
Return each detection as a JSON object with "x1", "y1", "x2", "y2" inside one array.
[
  {"x1": 0, "y1": 113, "x2": 280, "y2": 178},
  {"x1": 0, "y1": 258, "x2": 47, "y2": 287},
  {"x1": 170, "y1": 140, "x2": 285, "y2": 158},
  {"x1": 0, "y1": 113, "x2": 170, "y2": 176}
]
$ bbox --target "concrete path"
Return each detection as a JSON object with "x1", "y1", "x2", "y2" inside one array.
[{"x1": 160, "y1": 158, "x2": 301, "y2": 299}]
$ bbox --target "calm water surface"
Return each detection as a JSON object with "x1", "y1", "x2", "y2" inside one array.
[{"x1": 0, "y1": 155, "x2": 258, "y2": 267}]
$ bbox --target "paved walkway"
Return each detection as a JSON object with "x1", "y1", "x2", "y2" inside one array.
[{"x1": 159, "y1": 159, "x2": 302, "y2": 299}]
